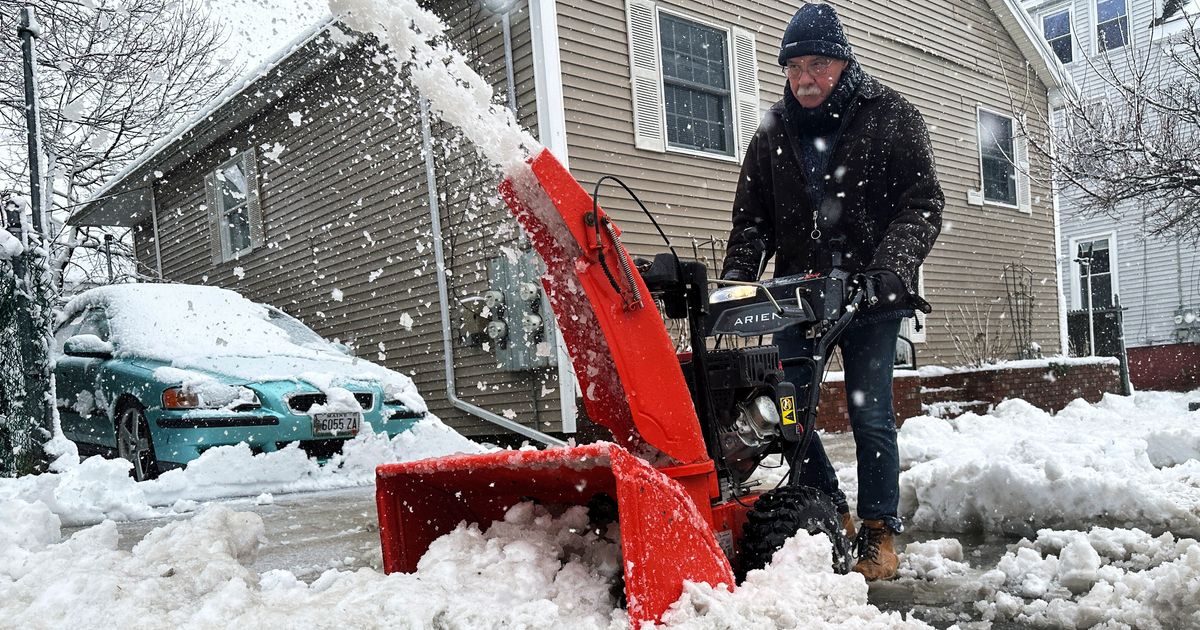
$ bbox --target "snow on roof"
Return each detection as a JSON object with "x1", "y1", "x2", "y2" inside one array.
[{"x1": 78, "y1": 14, "x2": 339, "y2": 222}]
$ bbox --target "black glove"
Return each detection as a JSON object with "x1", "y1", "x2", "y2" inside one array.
[
  {"x1": 721, "y1": 269, "x2": 754, "y2": 282},
  {"x1": 850, "y1": 269, "x2": 907, "y2": 309}
]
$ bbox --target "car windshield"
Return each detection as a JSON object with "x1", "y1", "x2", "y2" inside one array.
[{"x1": 264, "y1": 307, "x2": 337, "y2": 352}]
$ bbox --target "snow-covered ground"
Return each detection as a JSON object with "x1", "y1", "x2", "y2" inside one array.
[
  {"x1": 5, "y1": 0, "x2": 1196, "y2": 626},
  {"x1": 2, "y1": 390, "x2": 1198, "y2": 629}
]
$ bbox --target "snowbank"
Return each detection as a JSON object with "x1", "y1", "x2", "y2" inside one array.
[
  {"x1": 898, "y1": 391, "x2": 1200, "y2": 537},
  {"x1": 977, "y1": 526, "x2": 1200, "y2": 628},
  {"x1": 0, "y1": 499, "x2": 933, "y2": 630},
  {"x1": 0, "y1": 416, "x2": 485, "y2": 527},
  {"x1": 2, "y1": 388, "x2": 1197, "y2": 627}
]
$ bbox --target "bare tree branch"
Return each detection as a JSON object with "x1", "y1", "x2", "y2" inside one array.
[
  {"x1": 1021, "y1": 12, "x2": 1200, "y2": 241},
  {"x1": 0, "y1": 0, "x2": 237, "y2": 289}
]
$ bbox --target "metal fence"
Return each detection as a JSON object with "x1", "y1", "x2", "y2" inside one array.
[{"x1": 0, "y1": 259, "x2": 36, "y2": 477}]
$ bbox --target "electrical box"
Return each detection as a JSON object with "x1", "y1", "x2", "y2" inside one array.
[{"x1": 483, "y1": 250, "x2": 558, "y2": 372}]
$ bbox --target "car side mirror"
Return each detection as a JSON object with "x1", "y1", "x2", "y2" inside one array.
[
  {"x1": 63, "y1": 334, "x2": 114, "y2": 359},
  {"x1": 333, "y1": 342, "x2": 353, "y2": 356}
]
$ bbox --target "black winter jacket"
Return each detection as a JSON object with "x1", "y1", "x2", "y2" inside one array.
[{"x1": 721, "y1": 74, "x2": 943, "y2": 313}]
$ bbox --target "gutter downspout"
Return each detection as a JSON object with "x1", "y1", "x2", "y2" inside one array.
[
  {"x1": 1048, "y1": 93, "x2": 1068, "y2": 356},
  {"x1": 420, "y1": 97, "x2": 565, "y2": 446},
  {"x1": 529, "y1": 0, "x2": 578, "y2": 434},
  {"x1": 149, "y1": 190, "x2": 163, "y2": 279},
  {"x1": 501, "y1": 12, "x2": 518, "y2": 113}
]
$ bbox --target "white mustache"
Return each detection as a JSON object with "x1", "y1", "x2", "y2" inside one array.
[{"x1": 795, "y1": 86, "x2": 821, "y2": 96}]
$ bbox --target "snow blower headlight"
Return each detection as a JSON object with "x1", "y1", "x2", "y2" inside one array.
[{"x1": 709, "y1": 285, "x2": 758, "y2": 304}]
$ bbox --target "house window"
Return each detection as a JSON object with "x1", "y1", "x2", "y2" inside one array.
[
  {"x1": 1042, "y1": 8, "x2": 1073, "y2": 63},
  {"x1": 205, "y1": 149, "x2": 264, "y2": 263},
  {"x1": 1096, "y1": 0, "x2": 1129, "y2": 50},
  {"x1": 1075, "y1": 237, "x2": 1114, "y2": 309},
  {"x1": 978, "y1": 110, "x2": 1017, "y2": 206},
  {"x1": 624, "y1": 0, "x2": 759, "y2": 160},
  {"x1": 658, "y1": 13, "x2": 733, "y2": 156},
  {"x1": 217, "y1": 156, "x2": 252, "y2": 255}
]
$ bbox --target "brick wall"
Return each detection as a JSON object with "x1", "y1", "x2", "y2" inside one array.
[
  {"x1": 815, "y1": 373, "x2": 922, "y2": 433},
  {"x1": 920, "y1": 361, "x2": 1122, "y2": 414},
  {"x1": 1128, "y1": 344, "x2": 1200, "y2": 392}
]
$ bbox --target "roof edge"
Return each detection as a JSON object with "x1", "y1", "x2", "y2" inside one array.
[
  {"x1": 74, "y1": 13, "x2": 340, "y2": 226},
  {"x1": 989, "y1": 0, "x2": 1080, "y2": 102}
]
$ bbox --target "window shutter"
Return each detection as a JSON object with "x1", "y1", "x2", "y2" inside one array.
[
  {"x1": 626, "y1": 0, "x2": 665, "y2": 152},
  {"x1": 731, "y1": 28, "x2": 760, "y2": 161},
  {"x1": 204, "y1": 172, "x2": 224, "y2": 264},
  {"x1": 1015, "y1": 133, "x2": 1032, "y2": 213},
  {"x1": 242, "y1": 149, "x2": 265, "y2": 249}
]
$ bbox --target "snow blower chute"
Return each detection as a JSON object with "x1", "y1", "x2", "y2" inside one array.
[{"x1": 376, "y1": 148, "x2": 862, "y2": 627}]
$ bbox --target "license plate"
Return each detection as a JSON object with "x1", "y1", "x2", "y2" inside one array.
[{"x1": 312, "y1": 412, "x2": 361, "y2": 437}]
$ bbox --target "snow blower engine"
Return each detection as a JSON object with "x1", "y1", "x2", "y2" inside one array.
[{"x1": 375, "y1": 149, "x2": 863, "y2": 628}]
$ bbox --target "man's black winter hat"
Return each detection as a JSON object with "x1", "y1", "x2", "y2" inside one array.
[{"x1": 778, "y1": 3, "x2": 853, "y2": 66}]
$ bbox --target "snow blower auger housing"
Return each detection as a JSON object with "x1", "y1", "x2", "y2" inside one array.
[{"x1": 375, "y1": 148, "x2": 860, "y2": 627}]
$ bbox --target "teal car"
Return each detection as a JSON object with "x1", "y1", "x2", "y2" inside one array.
[{"x1": 53, "y1": 283, "x2": 426, "y2": 481}]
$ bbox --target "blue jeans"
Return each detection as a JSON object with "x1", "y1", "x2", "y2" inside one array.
[{"x1": 775, "y1": 316, "x2": 904, "y2": 533}]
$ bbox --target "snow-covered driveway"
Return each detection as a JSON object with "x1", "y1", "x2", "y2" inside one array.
[{"x1": 3, "y1": 391, "x2": 1199, "y2": 628}]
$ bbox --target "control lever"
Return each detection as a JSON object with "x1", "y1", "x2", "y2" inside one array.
[{"x1": 743, "y1": 226, "x2": 768, "y2": 280}]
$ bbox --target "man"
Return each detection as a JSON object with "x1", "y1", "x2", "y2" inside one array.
[{"x1": 720, "y1": 2, "x2": 943, "y2": 581}]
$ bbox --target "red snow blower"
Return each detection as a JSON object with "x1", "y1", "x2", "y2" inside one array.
[{"x1": 376, "y1": 148, "x2": 862, "y2": 626}]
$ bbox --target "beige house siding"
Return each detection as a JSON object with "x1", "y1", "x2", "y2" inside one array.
[
  {"x1": 118, "y1": 0, "x2": 1068, "y2": 445},
  {"x1": 556, "y1": 0, "x2": 1061, "y2": 365},
  {"x1": 133, "y1": 17, "x2": 559, "y2": 438}
]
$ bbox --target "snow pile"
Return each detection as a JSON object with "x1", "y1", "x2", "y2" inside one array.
[
  {"x1": 0, "y1": 417, "x2": 486, "y2": 527},
  {"x1": 896, "y1": 538, "x2": 972, "y2": 581},
  {"x1": 329, "y1": 0, "x2": 540, "y2": 175},
  {"x1": 0, "y1": 499, "x2": 936, "y2": 630},
  {"x1": 660, "y1": 533, "x2": 931, "y2": 629},
  {"x1": 976, "y1": 526, "x2": 1200, "y2": 628},
  {"x1": 898, "y1": 391, "x2": 1200, "y2": 537}
]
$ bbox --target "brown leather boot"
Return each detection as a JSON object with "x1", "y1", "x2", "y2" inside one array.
[
  {"x1": 852, "y1": 519, "x2": 898, "y2": 581},
  {"x1": 840, "y1": 511, "x2": 857, "y2": 540}
]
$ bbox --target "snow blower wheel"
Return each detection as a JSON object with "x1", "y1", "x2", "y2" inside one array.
[{"x1": 738, "y1": 484, "x2": 855, "y2": 579}]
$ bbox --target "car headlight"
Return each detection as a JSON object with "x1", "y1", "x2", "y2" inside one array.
[
  {"x1": 709, "y1": 285, "x2": 759, "y2": 304},
  {"x1": 162, "y1": 387, "x2": 203, "y2": 409},
  {"x1": 162, "y1": 386, "x2": 260, "y2": 410}
]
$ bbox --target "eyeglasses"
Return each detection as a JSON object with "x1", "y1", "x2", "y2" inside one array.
[{"x1": 784, "y1": 57, "x2": 839, "y2": 77}]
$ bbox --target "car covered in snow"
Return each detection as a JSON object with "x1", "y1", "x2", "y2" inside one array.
[{"x1": 52, "y1": 283, "x2": 427, "y2": 480}]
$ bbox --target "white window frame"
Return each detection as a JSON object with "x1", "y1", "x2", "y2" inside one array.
[
  {"x1": 970, "y1": 105, "x2": 1032, "y2": 213},
  {"x1": 1040, "y1": 3, "x2": 1077, "y2": 65},
  {"x1": 215, "y1": 153, "x2": 253, "y2": 259},
  {"x1": 1068, "y1": 231, "x2": 1120, "y2": 310},
  {"x1": 625, "y1": 0, "x2": 760, "y2": 163},
  {"x1": 205, "y1": 148, "x2": 264, "y2": 264},
  {"x1": 1092, "y1": 0, "x2": 1131, "y2": 53},
  {"x1": 657, "y1": 8, "x2": 736, "y2": 160}
]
